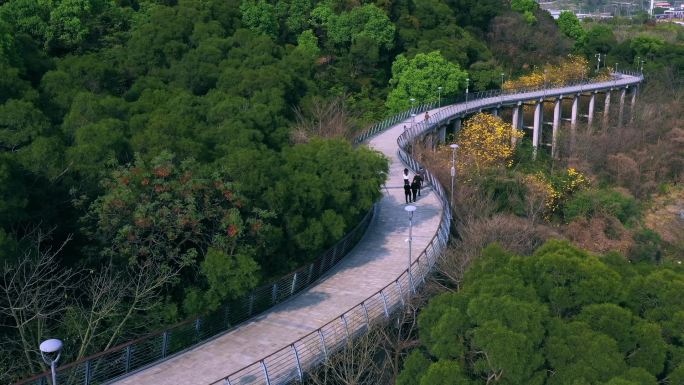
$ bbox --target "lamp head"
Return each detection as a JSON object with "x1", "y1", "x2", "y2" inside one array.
[
  {"x1": 40, "y1": 338, "x2": 63, "y2": 365},
  {"x1": 40, "y1": 339, "x2": 63, "y2": 354},
  {"x1": 404, "y1": 205, "x2": 416, "y2": 213},
  {"x1": 438, "y1": 86, "x2": 443, "y2": 91},
  {"x1": 449, "y1": 143, "x2": 459, "y2": 149}
]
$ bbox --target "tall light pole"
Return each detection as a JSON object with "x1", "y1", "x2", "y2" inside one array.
[
  {"x1": 409, "y1": 97, "x2": 416, "y2": 113},
  {"x1": 40, "y1": 339, "x2": 63, "y2": 385},
  {"x1": 615, "y1": 62, "x2": 619, "y2": 73},
  {"x1": 465, "y1": 78, "x2": 470, "y2": 110},
  {"x1": 640, "y1": 59, "x2": 645, "y2": 73},
  {"x1": 449, "y1": 144, "x2": 458, "y2": 207},
  {"x1": 404, "y1": 205, "x2": 416, "y2": 293},
  {"x1": 437, "y1": 86, "x2": 443, "y2": 107},
  {"x1": 595, "y1": 53, "x2": 602, "y2": 72},
  {"x1": 500, "y1": 72, "x2": 505, "y2": 89},
  {"x1": 411, "y1": 113, "x2": 416, "y2": 131}
]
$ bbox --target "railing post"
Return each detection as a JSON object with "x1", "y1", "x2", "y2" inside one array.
[
  {"x1": 291, "y1": 272, "x2": 298, "y2": 295},
  {"x1": 318, "y1": 329, "x2": 328, "y2": 359},
  {"x1": 271, "y1": 283, "x2": 278, "y2": 305},
  {"x1": 161, "y1": 331, "x2": 169, "y2": 358},
  {"x1": 195, "y1": 318, "x2": 201, "y2": 340},
  {"x1": 395, "y1": 279, "x2": 405, "y2": 306},
  {"x1": 84, "y1": 359, "x2": 91, "y2": 385},
  {"x1": 224, "y1": 305, "x2": 230, "y2": 328},
  {"x1": 260, "y1": 360, "x2": 271, "y2": 385},
  {"x1": 380, "y1": 291, "x2": 390, "y2": 318},
  {"x1": 124, "y1": 345, "x2": 132, "y2": 373},
  {"x1": 292, "y1": 344, "x2": 303, "y2": 381},
  {"x1": 224, "y1": 378, "x2": 232, "y2": 385},
  {"x1": 341, "y1": 315, "x2": 350, "y2": 340},
  {"x1": 248, "y1": 293, "x2": 254, "y2": 316},
  {"x1": 308, "y1": 263, "x2": 314, "y2": 284},
  {"x1": 362, "y1": 302, "x2": 370, "y2": 327}
]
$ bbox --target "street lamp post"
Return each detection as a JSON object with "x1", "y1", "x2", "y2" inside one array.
[
  {"x1": 465, "y1": 78, "x2": 470, "y2": 110},
  {"x1": 640, "y1": 60, "x2": 645, "y2": 73},
  {"x1": 500, "y1": 72, "x2": 505, "y2": 89},
  {"x1": 437, "y1": 86, "x2": 443, "y2": 107},
  {"x1": 404, "y1": 205, "x2": 417, "y2": 293},
  {"x1": 409, "y1": 97, "x2": 416, "y2": 113},
  {"x1": 449, "y1": 144, "x2": 458, "y2": 207},
  {"x1": 411, "y1": 113, "x2": 416, "y2": 131},
  {"x1": 595, "y1": 53, "x2": 602, "y2": 72},
  {"x1": 40, "y1": 339, "x2": 63, "y2": 385}
]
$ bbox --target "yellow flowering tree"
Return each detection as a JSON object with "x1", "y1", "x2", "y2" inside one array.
[
  {"x1": 524, "y1": 167, "x2": 589, "y2": 219},
  {"x1": 456, "y1": 113, "x2": 524, "y2": 174},
  {"x1": 503, "y1": 55, "x2": 591, "y2": 90}
]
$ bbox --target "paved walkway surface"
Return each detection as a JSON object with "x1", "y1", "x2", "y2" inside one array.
[{"x1": 114, "y1": 115, "x2": 443, "y2": 385}]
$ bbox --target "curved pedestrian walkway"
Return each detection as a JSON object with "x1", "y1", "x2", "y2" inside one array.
[
  {"x1": 114, "y1": 72, "x2": 643, "y2": 385},
  {"x1": 114, "y1": 115, "x2": 443, "y2": 385}
]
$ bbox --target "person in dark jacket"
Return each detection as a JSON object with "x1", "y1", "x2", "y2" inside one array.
[
  {"x1": 404, "y1": 181, "x2": 412, "y2": 204},
  {"x1": 411, "y1": 176, "x2": 420, "y2": 202},
  {"x1": 415, "y1": 171, "x2": 424, "y2": 196}
]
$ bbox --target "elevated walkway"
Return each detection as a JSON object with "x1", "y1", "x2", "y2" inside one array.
[
  {"x1": 114, "y1": 116, "x2": 444, "y2": 385},
  {"x1": 113, "y1": 72, "x2": 643, "y2": 385}
]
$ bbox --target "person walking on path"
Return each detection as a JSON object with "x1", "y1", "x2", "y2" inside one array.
[
  {"x1": 417, "y1": 167, "x2": 426, "y2": 184},
  {"x1": 411, "y1": 176, "x2": 420, "y2": 202},
  {"x1": 403, "y1": 168, "x2": 410, "y2": 185},
  {"x1": 415, "y1": 171, "x2": 424, "y2": 197},
  {"x1": 424, "y1": 111, "x2": 430, "y2": 122},
  {"x1": 404, "y1": 181, "x2": 412, "y2": 204}
]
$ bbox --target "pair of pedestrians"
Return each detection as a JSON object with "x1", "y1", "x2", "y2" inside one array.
[{"x1": 403, "y1": 168, "x2": 424, "y2": 204}]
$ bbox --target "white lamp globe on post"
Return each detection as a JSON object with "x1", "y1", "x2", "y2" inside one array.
[
  {"x1": 449, "y1": 143, "x2": 459, "y2": 207},
  {"x1": 40, "y1": 338, "x2": 63, "y2": 385},
  {"x1": 437, "y1": 86, "x2": 443, "y2": 107},
  {"x1": 409, "y1": 97, "x2": 416, "y2": 113},
  {"x1": 404, "y1": 204, "x2": 417, "y2": 294}
]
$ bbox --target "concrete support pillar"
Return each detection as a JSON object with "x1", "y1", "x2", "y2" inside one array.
[
  {"x1": 511, "y1": 103, "x2": 522, "y2": 146},
  {"x1": 453, "y1": 118, "x2": 461, "y2": 136},
  {"x1": 570, "y1": 94, "x2": 579, "y2": 152},
  {"x1": 533, "y1": 100, "x2": 543, "y2": 158},
  {"x1": 587, "y1": 92, "x2": 596, "y2": 131},
  {"x1": 630, "y1": 87, "x2": 638, "y2": 123},
  {"x1": 618, "y1": 87, "x2": 627, "y2": 127},
  {"x1": 570, "y1": 94, "x2": 579, "y2": 130},
  {"x1": 437, "y1": 125, "x2": 446, "y2": 144},
  {"x1": 492, "y1": 108, "x2": 499, "y2": 117},
  {"x1": 552, "y1": 98, "x2": 561, "y2": 159},
  {"x1": 603, "y1": 90, "x2": 611, "y2": 128}
]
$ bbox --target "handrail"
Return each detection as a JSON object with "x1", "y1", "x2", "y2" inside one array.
[
  {"x1": 17, "y1": 72, "x2": 644, "y2": 385},
  {"x1": 14, "y1": 206, "x2": 376, "y2": 385},
  {"x1": 210, "y1": 72, "x2": 643, "y2": 385},
  {"x1": 209, "y1": 118, "x2": 453, "y2": 385}
]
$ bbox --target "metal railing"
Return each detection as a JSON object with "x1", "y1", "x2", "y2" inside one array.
[
  {"x1": 210, "y1": 111, "x2": 454, "y2": 385},
  {"x1": 356, "y1": 71, "x2": 644, "y2": 146},
  {"x1": 208, "y1": 72, "x2": 644, "y2": 385},
  {"x1": 16, "y1": 72, "x2": 645, "y2": 385},
  {"x1": 14, "y1": 208, "x2": 375, "y2": 385}
]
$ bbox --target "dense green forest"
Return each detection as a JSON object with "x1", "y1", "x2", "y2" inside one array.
[
  {"x1": 1, "y1": 0, "x2": 682, "y2": 381},
  {"x1": 399, "y1": 241, "x2": 684, "y2": 385},
  {"x1": 300, "y1": 13, "x2": 683, "y2": 385},
  {"x1": 0, "y1": 0, "x2": 576, "y2": 380},
  {"x1": 390, "y1": 15, "x2": 684, "y2": 385}
]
